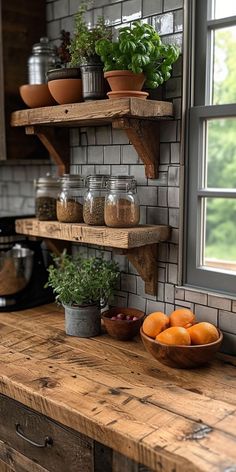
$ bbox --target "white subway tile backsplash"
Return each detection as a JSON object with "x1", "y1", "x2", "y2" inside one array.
[
  {"x1": 128, "y1": 293, "x2": 146, "y2": 312},
  {"x1": 121, "y1": 145, "x2": 139, "y2": 164},
  {"x1": 104, "y1": 3, "x2": 122, "y2": 25},
  {"x1": 208, "y1": 294, "x2": 232, "y2": 311},
  {"x1": 88, "y1": 146, "x2": 104, "y2": 164},
  {"x1": 146, "y1": 300, "x2": 165, "y2": 314},
  {"x1": 143, "y1": 0, "x2": 162, "y2": 17},
  {"x1": 104, "y1": 145, "x2": 121, "y2": 165},
  {"x1": 195, "y1": 305, "x2": 218, "y2": 324},
  {"x1": 185, "y1": 290, "x2": 208, "y2": 305},
  {"x1": 122, "y1": 0, "x2": 142, "y2": 23},
  {"x1": 219, "y1": 311, "x2": 236, "y2": 335}
]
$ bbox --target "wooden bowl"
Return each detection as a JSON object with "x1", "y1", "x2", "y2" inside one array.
[
  {"x1": 19, "y1": 84, "x2": 56, "y2": 108},
  {"x1": 102, "y1": 307, "x2": 145, "y2": 341},
  {"x1": 140, "y1": 327, "x2": 223, "y2": 369}
]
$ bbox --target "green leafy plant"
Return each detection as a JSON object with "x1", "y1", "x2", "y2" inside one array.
[
  {"x1": 69, "y1": 1, "x2": 112, "y2": 66},
  {"x1": 95, "y1": 20, "x2": 180, "y2": 88},
  {"x1": 46, "y1": 252, "x2": 119, "y2": 307}
]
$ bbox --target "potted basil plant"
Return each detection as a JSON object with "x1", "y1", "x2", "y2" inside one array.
[
  {"x1": 95, "y1": 20, "x2": 180, "y2": 99},
  {"x1": 46, "y1": 252, "x2": 119, "y2": 337}
]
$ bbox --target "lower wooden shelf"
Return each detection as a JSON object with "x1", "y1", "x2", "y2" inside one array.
[{"x1": 15, "y1": 218, "x2": 170, "y2": 295}]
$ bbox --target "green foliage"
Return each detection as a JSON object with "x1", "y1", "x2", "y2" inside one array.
[
  {"x1": 95, "y1": 20, "x2": 180, "y2": 89},
  {"x1": 69, "y1": 1, "x2": 112, "y2": 66},
  {"x1": 46, "y1": 252, "x2": 119, "y2": 307},
  {"x1": 204, "y1": 29, "x2": 236, "y2": 263}
]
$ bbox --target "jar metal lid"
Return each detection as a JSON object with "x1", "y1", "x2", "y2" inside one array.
[
  {"x1": 60, "y1": 174, "x2": 85, "y2": 188},
  {"x1": 32, "y1": 37, "x2": 57, "y2": 55},
  {"x1": 107, "y1": 175, "x2": 137, "y2": 191},
  {"x1": 86, "y1": 174, "x2": 109, "y2": 190},
  {"x1": 35, "y1": 176, "x2": 60, "y2": 188}
]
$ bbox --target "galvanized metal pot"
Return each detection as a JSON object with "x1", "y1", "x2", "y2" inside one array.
[
  {"x1": 63, "y1": 304, "x2": 101, "y2": 337},
  {"x1": 80, "y1": 61, "x2": 106, "y2": 101}
]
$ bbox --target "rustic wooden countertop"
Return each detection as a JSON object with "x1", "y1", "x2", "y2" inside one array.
[{"x1": 0, "y1": 303, "x2": 235, "y2": 472}]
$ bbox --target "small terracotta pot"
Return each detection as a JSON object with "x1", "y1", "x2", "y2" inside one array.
[
  {"x1": 48, "y1": 78, "x2": 83, "y2": 104},
  {"x1": 104, "y1": 70, "x2": 145, "y2": 92},
  {"x1": 19, "y1": 84, "x2": 56, "y2": 108}
]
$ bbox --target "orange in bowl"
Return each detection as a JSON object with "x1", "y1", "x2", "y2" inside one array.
[
  {"x1": 156, "y1": 326, "x2": 191, "y2": 346},
  {"x1": 187, "y1": 322, "x2": 219, "y2": 345},
  {"x1": 169, "y1": 308, "x2": 196, "y2": 328},
  {"x1": 142, "y1": 312, "x2": 169, "y2": 339}
]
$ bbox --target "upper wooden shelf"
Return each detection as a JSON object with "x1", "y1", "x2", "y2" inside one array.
[
  {"x1": 11, "y1": 98, "x2": 173, "y2": 128},
  {"x1": 11, "y1": 99, "x2": 173, "y2": 178},
  {"x1": 15, "y1": 218, "x2": 170, "y2": 249}
]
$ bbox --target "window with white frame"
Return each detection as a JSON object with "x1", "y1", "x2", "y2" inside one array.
[{"x1": 186, "y1": 0, "x2": 236, "y2": 295}]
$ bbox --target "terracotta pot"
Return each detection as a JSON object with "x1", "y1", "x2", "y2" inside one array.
[
  {"x1": 19, "y1": 84, "x2": 56, "y2": 108},
  {"x1": 104, "y1": 70, "x2": 145, "y2": 92},
  {"x1": 48, "y1": 78, "x2": 83, "y2": 104}
]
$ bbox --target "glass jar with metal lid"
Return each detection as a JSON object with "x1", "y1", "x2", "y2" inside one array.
[
  {"x1": 83, "y1": 175, "x2": 109, "y2": 226},
  {"x1": 28, "y1": 37, "x2": 60, "y2": 84},
  {"x1": 57, "y1": 174, "x2": 85, "y2": 223},
  {"x1": 104, "y1": 176, "x2": 140, "y2": 228},
  {"x1": 35, "y1": 176, "x2": 60, "y2": 221}
]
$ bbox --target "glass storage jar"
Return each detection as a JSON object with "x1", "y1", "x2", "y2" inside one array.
[
  {"x1": 104, "y1": 176, "x2": 140, "y2": 228},
  {"x1": 57, "y1": 174, "x2": 85, "y2": 223},
  {"x1": 35, "y1": 176, "x2": 60, "y2": 221},
  {"x1": 83, "y1": 175, "x2": 109, "y2": 226}
]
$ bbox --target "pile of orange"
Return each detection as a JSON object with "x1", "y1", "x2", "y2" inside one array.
[{"x1": 142, "y1": 308, "x2": 219, "y2": 346}]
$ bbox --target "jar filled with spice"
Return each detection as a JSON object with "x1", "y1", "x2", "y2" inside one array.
[
  {"x1": 57, "y1": 174, "x2": 85, "y2": 223},
  {"x1": 104, "y1": 176, "x2": 140, "y2": 228},
  {"x1": 83, "y1": 175, "x2": 109, "y2": 226},
  {"x1": 35, "y1": 176, "x2": 60, "y2": 221}
]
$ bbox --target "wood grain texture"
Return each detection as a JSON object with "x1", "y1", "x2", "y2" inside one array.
[
  {"x1": 15, "y1": 218, "x2": 170, "y2": 249},
  {"x1": 0, "y1": 304, "x2": 235, "y2": 472},
  {"x1": 11, "y1": 99, "x2": 173, "y2": 128},
  {"x1": 0, "y1": 439, "x2": 48, "y2": 472}
]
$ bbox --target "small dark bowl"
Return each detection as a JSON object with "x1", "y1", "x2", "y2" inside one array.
[
  {"x1": 140, "y1": 327, "x2": 223, "y2": 369},
  {"x1": 102, "y1": 307, "x2": 145, "y2": 341}
]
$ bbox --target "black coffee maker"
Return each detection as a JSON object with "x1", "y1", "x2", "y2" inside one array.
[{"x1": 0, "y1": 215, "x2": 54, "y2": 311}]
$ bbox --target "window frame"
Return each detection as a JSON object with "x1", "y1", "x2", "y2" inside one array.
[{"x1": 185, "y1": 0, "x2": 236, "y2": 296}]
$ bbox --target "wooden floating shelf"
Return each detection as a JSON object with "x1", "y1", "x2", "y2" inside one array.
[
  {"x1": 11, "y1": 98, "x2": 173, "y2": 127},
  {"x1": 15, "y1": 218, "x2": 170, "y2": 249},
  {"x1": 16, "y1": 218, "x2": 170, "y2": 295},
  {"x1": 11, "y1": 98, "x2": 173, "y2": 178}
]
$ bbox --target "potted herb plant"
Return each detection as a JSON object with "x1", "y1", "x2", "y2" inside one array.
[
  {"x1": 46, "y1": 252, "x2": 119, "y2": 337},
  {"x1": 47, "y1": 30, "x2": 83, "y2": 104},
  {"x1": 95, "y1": 20, "x2": 180, "y2": 99},
  {"x1": 69, "y1": 1, "x2": 112, "y2": 100}
]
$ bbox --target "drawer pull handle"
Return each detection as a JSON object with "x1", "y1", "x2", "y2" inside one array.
[{"x1": 15, "y1": 423, "x2": 53, "y2": 448}]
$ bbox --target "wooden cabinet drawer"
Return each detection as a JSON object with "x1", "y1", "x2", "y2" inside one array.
[{"x1": 0, "y1": 394, "x2": 93, "y2": 472}]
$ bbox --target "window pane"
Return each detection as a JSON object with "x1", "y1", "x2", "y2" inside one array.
[
  {"x1": 213, "y1": 0, "x2": 236, "y2": 19},
  {"x1": 212, "y1": 26, "x2": 236, "y2": 105},
  {"x1": 206, "y1": 118, "x2": 236, "y2": 188},
  {"x1": 203, "y1": 197, "x2": 236, "y2": 272}
]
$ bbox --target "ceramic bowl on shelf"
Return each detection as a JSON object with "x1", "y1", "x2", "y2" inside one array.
[
  {"x1": 102, "y1": 307, "x2": 145, "y2": 341},
  {"x1": 19, "y1": 84, "x2": 56, "y2": 108},
  {"x1": 48, "y1": 78, "x2": 83, "y2": 105},
  {"x1": 140, "y1": 327, "x2": 223, "y2": 369}
]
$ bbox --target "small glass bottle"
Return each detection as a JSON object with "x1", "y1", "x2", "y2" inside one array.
[
  {"x1": 35, "y1": 176, "x2": 60, "y2": 221},
  {"x1": 83, "y1": 175, "x2": 109, "y2": 226},
  {"x1": 57, "y1": 174, "x2": 85, "y2": 223},
  {"x1": 104, "y1": 176, "x2": 140, "y2": 228}
]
